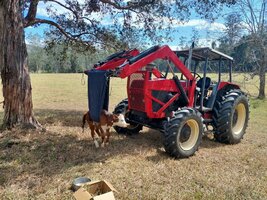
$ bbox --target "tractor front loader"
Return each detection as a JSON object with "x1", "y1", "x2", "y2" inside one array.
[{"x1": 85, "y1": 45, "x2": 249, "y2": 158}]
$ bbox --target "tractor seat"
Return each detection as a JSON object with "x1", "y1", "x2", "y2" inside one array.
[{"x1": 196, "y1": 77, "x2": 211, "y2": 89}]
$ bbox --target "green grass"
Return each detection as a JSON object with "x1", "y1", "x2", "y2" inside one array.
[{"x1": 0, "y1": 73, "x2": 267, "y2": 200}]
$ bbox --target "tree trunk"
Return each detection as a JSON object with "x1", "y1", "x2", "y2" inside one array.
[
  {"x1": 0, "y1": 1, "x2": 40, "y2": 128},
  {"x1": 258, "y1": 68, "x2": 266, "y2": 99},
  {"x1": 258, "y1": 46, "x2": 266, "y2": 99}
]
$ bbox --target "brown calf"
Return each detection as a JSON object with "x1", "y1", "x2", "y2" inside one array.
[{"x1": 82, "y1": 110, "x2": 127, "y2": 147}]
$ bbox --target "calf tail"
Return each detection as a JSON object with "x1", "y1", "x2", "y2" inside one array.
[{"x1": 82, "y1": 112, "x2": 88, "y2": 132}]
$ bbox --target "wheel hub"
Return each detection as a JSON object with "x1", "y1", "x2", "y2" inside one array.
[
  {"x1": 233, "y1": 110, "x2": 238, "y2": 126},
  {"x1": 178, "y1": 119, "x2": 199, "y2": 151},
  {"x1": 180, "y1": 125, "x2": 191, "y2": 142}
]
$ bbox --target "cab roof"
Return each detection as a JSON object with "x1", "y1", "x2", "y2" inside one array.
[{"x1": 175, "y1": 47, "x2": 233, "y2": 62}]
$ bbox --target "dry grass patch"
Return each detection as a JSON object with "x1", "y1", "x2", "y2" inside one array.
[{"x1": 0, "y1": 73, "x2": 267, "y2": 200}]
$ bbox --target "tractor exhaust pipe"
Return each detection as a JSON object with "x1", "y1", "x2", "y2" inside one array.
[
  {"x1": 166, "y1": 60, "x2": 189, "y2": 106},
  {"x1": 173, "y1": 75, "x2": 189, "y2": 106}
]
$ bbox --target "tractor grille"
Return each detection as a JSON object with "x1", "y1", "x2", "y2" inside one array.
[
  {"x1": 129, "y1": 73, "x2": 144, "y2": 87},
  {"x1": 129, "y1": 73, "x2": 145, "y2": 112}
]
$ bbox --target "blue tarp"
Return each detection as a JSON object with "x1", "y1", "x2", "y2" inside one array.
[{"x1": 85, "y1": 70, "x2": 110, "y2": 122}]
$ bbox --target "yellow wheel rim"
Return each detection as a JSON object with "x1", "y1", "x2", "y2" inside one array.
[
  {"x1": 232, "y1": 103, "x2": 246, "y2": 135},
  {"x1": 179, "y1": 119, "x2": 199, "y2": 151}
]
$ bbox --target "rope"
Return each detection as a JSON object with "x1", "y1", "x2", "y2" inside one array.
[{"x1": 81, "y1": 73, "x2": 85, "y2": 85}]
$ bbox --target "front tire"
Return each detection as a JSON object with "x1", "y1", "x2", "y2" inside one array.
[
  {"x1": 164, "y1": 108, "x2": 203, "y2": 158},
  {"x1": 113, "y1": 99, "x2": 143, "y2": 135},
  {"x1": 212, "y1": 89, "x2": 249, "y2": 144}
]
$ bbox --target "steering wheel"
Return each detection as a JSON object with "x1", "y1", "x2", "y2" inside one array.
[{"x1": 180, "y1": 71, "x2": 201, "y2": 80}]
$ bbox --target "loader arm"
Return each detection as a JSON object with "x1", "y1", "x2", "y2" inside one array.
[
  {"x1": 94, "y1": 49, "x2": 140, "y2": 71},
  {"x1": 117, "y1": 45, "x2": 194, "y2": 80}
]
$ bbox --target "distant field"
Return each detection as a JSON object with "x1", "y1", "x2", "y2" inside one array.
[
  {"x1": 0, "y1": 73, "x2": 263, "y2": 111},
  {"x1": 0, "y1": 73, "x2": 266, "y2": 200}
]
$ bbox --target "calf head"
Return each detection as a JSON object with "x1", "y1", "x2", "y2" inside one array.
[{"x1": 113, "y1": 114, "x2": 127, "y2": 127}]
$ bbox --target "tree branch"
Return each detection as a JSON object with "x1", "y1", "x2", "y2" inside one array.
[
  {"x1": 259, "y1": 1, "x2": 266, "y2": 35},
  {"x1": 31, "y1": 18, "x2": 76, "y2": 40},
  {"x1": 28, "y1": 18, "x2": 110, "y2": 48},
  {"x1": 246, "y1": 0, "x2": 259, "y2": 31},
  {"x1": 99, "y1": 0, "x2": 155, "y2": 10},
  {"x1": 43, "y1": 0, "x2": 80, "y2": 19},
  {"x1": 24, "y1": 0, "x2": 40, "y2": 27}
]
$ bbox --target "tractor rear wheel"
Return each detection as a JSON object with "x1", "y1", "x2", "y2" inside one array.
[
  {"x1": 113, "y1": 99, "x2": 143, "y2": 135},
  {"x1": 212, "y1": 89, "x2": 249, "y2": 144},
  {"x1": 163, "y1": 108, "x2": 203, "y2": 158}
]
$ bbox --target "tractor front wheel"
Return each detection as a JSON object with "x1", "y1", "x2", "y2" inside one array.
[
  {"x1": 163, "y1": 108, "x2": 203, "y2": 158},
  {"x1": 113, "y1": 99, "x2": 143, "y2": 135}
]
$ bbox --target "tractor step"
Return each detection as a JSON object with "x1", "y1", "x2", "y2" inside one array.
[{"x1": 196, "y1": 106, "x2": 212, "y2": 112}]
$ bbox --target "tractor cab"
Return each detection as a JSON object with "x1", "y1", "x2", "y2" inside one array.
[{"x1": 175, "y1": 47, "x2": 236, "y2": 113}]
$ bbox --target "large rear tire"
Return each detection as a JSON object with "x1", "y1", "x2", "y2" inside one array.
[
  {"x1": 113, "y1": 99, "x2": 143, "y2": 134},
  {"x1": 212, "y1": 89, "x2": 249, "y2": 144},
  {"x1": 164, "y1": 108, "x2": 203, "y2": 158}
]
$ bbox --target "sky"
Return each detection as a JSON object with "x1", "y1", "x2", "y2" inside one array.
[{"x1": 24, "y1": 1, "x2": 233, "y2": 50}]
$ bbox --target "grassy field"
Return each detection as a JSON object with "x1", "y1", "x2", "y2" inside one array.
[{"x1": 0, "y1": 73, "x2": 266, "y2": 200}]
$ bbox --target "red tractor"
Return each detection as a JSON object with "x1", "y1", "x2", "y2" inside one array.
[{"x1": 85, "y1": 45, "x2": 249, "y2": 158}]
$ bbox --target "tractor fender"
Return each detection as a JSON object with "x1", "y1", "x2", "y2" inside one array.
[
  {"x1": 207, "y1": 82, "x2": 240, "y2": 109},
  {"x1": 218, "y1": 82, "x2": 240, "y2": 91}
]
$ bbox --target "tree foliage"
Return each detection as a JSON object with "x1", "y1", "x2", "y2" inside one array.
[
  {"x1": 23, "y1": 0, "x2": 237, "y2": 51},
  {"x1": 217, "y1": 0, "x2": 267, "y2": 98},
  {"x1": 23, "y1": 0, "x2": 238, "y2": 74}
]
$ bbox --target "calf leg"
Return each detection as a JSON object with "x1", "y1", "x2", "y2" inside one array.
[
  {"x1": 98, "y1": 126, "x2": 107, "y2": 148},
  {"x1": 95, "y1": 126, "x2": 102, "y2": 138},
  {"x1": 105, "y1": 128, "x2": 111, "y2": 145},
  {"x1": 89, "y1": 122, "x2": 99, "y2": 148},
  {"x1": 82, "y1": 112, "x2": 89, "y2": 132},
  {"x1": 102, "y1": 135, "x2": 108, "y2": 147},
  {"x1": 101, "y1": 127, "x2": 111, "y2": 147}
]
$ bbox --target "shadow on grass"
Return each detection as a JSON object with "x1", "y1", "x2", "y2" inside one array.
[
  {"x1": 145, "y1": 136, "x2": 225, "y2": 162},
  {"x1": 201, "y1": 136, "x2": 225, "y2": 149},
  {"x1": 0, "y1": 128, "x2": 164, "y2": 186},
  {"x1": 0, "y1": 109, "x2": 226, "y2": 187},
  {"x1": 0, "y1": 109, "x2": 85, "y2": 128},
  {"x1": 34, "y1": 109, "x2": 85, "y2": 127}
]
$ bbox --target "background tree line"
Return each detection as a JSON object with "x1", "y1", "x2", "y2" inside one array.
[
  {"x1": 26, "y1": 30, "x2": 263, "y2": 74},
  {"x1": 27, "y1": 33, "x2": 115, "y2": 73}
]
